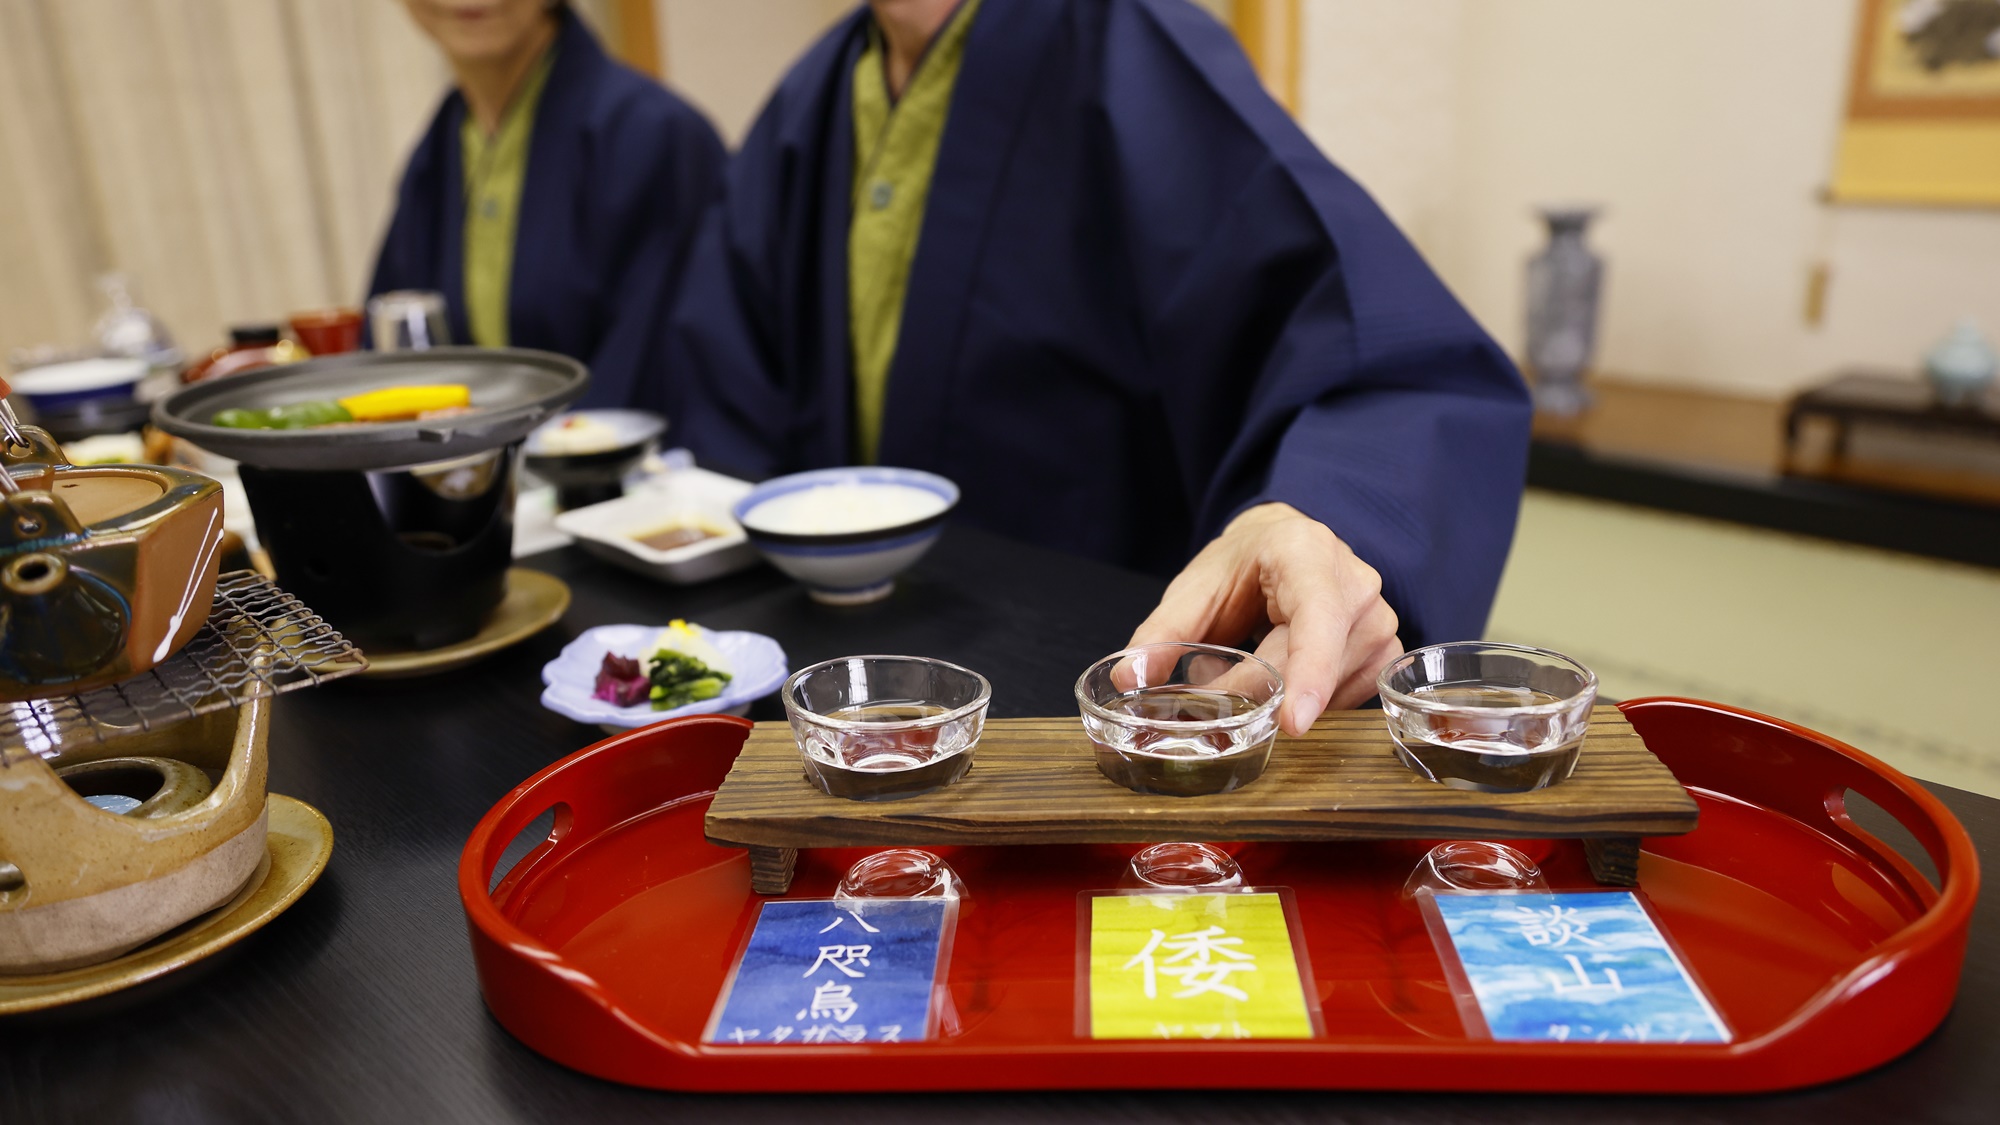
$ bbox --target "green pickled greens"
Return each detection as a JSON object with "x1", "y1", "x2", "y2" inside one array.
[{"x1": 646, "y1": 649, "x2": 732, "y2": 710}]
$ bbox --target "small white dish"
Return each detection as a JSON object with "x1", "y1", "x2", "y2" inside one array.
[
  {"x1": 554, "y1": 466, "x2": 759, "y2": 585},
  {"x1": 540, "y1": 623, "x2": 788, "y2": 733}
]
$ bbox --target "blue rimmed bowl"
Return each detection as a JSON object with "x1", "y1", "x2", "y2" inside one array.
[
  {"x1": 732, "y1": 467, "x2": 958, "y2": 605},
  {"x1": 11, "y1": 357, "x2": 146, "y2": 411}
]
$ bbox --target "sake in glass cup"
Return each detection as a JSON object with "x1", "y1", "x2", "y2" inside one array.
[
  {"x1": 1376, "y1": 641, "x2": 1598, "y2": 793},
  {"x1": 784, "y1": 655, "x2": 991, "y2": 800},
  {"x1": 1075, "y1": 642, "x2": 1284, "y2": 797}
]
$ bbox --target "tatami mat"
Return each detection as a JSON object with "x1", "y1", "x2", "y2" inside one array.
[{"x1": 1487, "y1": 489, "x2": 2000, "y2": 798}]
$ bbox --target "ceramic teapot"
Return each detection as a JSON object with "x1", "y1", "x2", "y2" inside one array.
[{"x1": 1, "y1": 423, "x2": 224, "y2": 701}]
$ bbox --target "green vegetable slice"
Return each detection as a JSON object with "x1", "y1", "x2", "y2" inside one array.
[
  {"x1": 208, "y1": 401, "x2": 354, "y2": 430},
  {"x1": 646, "y1": 648, "x2": 733, "y2": 710}
]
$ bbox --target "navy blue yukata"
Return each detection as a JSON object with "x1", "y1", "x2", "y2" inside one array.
[
  {"x1": 669, "y1": 0, "x2": 1533, "y2": 646},
  {"x1": 369, "y1": 8, "x2": 725, "y2": 412}
]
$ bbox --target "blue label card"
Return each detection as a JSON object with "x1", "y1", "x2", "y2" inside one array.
[
  {"x1": 1430, "y1": 891, "x2": 1730, "y2": 1044},
  {"x1": 706, "y1": 898, "x2": 950, "y2": 1045}
]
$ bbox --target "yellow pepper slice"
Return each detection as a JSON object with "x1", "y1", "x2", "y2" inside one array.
[{"x1": 335, "y1": 384, "x2": 471, "y2": 422}]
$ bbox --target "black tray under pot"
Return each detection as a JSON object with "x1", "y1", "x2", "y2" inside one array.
[{"x1": 237, "y1": 447, "x2": 517, "y2": 651}]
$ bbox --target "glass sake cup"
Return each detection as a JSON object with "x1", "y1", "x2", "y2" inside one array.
[
  {"x1": 1376, "y1": 642, "x2": 1598, "y2": 793},
  {"x1": 784, "y1": 655, "x2": 991, "y2": 800},
  {"x1": 1121, "y1": 842, "x2": 1245, "y2": 890},
  {"x1": 836, "y1": 849, "x2": 964, "y2": 902},
  {"x1": 1401, "y1": 841, "x2": 1549, "y2": 901},
  {"x1": 1076, "y1": 643, "x2": 1284, "y2": 797}
]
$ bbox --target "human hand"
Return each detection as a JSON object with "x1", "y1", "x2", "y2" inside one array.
[{"x1": 1128, "y1": 502, "x2": 1402, "y2": 735}]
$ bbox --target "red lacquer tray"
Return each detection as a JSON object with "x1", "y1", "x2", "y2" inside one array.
[{"x1": 457, "y1": 698, "x2": 1979, "y2": 1093}]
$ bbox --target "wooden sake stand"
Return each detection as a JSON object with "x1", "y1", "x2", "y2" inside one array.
[{"x1": 705, "y1": 706, "x2": 1698, "y2": 893}]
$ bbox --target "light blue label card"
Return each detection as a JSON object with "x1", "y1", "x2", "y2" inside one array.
[
  {"x1": 1431, "y1": 891, "x2": 1730, "y2": 1044},
  {"x1": 706, "y1": 898, "x2": 949, "y2": 1045}
]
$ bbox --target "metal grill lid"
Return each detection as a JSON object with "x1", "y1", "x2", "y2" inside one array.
[
  {"x1": 151, "y1": 348, "x2": 589, "y2": 471},
  {"x1": 1, "y1": 570, "x2": 366, "y2": 762}
]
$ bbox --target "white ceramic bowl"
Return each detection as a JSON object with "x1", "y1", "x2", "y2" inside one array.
[
  {"x1": 523, "y1": 408, "x2": 665, "y2": 459},
  {"x1": 523, "y1": 408, "x2": 667, "y2": 509},
  {"x1": 12, "y1": 357, "x2": 146, "y2": 412},
  {"x1": 540, "y1": 623, "x2": 788, "y2": 733},
  {"x1": 553, "y1": 466, "x2": 758, "y2": 584},
  {"x1": 732, "y1": 467, "x2": 958, "y2": 605}
]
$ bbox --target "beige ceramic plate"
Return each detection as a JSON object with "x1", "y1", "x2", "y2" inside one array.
[
  {"x1": 0, "y1": 793, "x2": 333, "y2": 1014},
  {"x1": 357, "y1": 567, "x2": 570, "y2": 679}
]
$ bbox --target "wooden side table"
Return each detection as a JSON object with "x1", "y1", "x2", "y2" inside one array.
[{"x1": 1784, "y1": 371, "x2": 2000, "y2": 465}]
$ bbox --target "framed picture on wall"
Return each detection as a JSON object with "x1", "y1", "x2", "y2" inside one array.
[{"x1": 1831, "y1": 0, "x2": 2000, "y2": 205}]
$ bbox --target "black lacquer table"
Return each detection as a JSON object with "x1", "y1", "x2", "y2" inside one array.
[{"x1": 3, "y1": 527, "x2": 1995, "y2": 1124}]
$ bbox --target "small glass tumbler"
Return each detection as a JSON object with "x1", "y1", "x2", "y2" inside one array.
[
  {"x1": 836, "y1": 849, "x2": 964, "y2": 903},
  {"x1": 1376, "y1": 642, "x2": 1598, "y2": 793},
  {"x1": 1120, "y1": 842, "x2": 1245, "y2": 890},
  {"x1": 1401, "y1": 841, "x2": 1549, "y2": 901},
  {"x1": 784, "y1": 655, "x2": 991, "y2": 800},
  {"x1": 366, "y1": 289, "x2": 449, "y2": 352},
  {"x1": 1076, "y1": 643, "x2": 1284, "y2": 797}
]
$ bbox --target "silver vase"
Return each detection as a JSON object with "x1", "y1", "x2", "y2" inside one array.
[{"x1": 1525, "y1": 207, "x2": 1603, "y2": 416}]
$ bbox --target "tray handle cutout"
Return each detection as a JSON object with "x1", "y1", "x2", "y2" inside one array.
[
  {"x1": 486, "y1": 803, "x2": 571, "y2": 912},
  {"x1": 464, "y1": 713, "x2": 754, "y2": 913},
  {"x1": 458, "y1": 715, "x2": 757, "y2": 1083},
  {"x1": 1827, "y1": 788, "x2": 1942, "y2": 913},
  {"x1": 1620, "y1": 698, "x2": 1976, "y2": 948}
]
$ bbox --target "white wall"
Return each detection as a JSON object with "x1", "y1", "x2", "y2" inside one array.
[
  {"x1": 11, "y1": 0, "x2": 1995, "y2": 396},
  {"x1": 1297, "y1": 0, "x2": 1465, "y2": 258},
  {"x1": 658, "y1": 0, "x2": 853, "y2": 145},
  {"x1": 0, "y1": 0, "x2": 448, "y2": 367},
  {"x1": 1298, "y1": 0, "x2": 2000, "y2": 398}
]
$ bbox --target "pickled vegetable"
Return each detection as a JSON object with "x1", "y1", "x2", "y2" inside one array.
[{"x1": 644, "y1": 621, "x2": 733, "y2": 710}]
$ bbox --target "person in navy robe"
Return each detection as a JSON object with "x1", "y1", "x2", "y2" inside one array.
[
  {"x1": 669, "y1": 0, "x2": 1533, "y2": 728},
  {"x1": 370, "y1": 0, "x2": 724, "y2": 411}
]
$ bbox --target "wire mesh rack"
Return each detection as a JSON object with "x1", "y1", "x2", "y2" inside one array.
[{"x1": 1, "y1": 570, "x2": 367, "y2": 763}]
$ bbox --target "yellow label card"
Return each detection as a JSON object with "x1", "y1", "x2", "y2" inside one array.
[{"x1": 1087, "y1": 892, "x2": 1314, "y2": 1040}]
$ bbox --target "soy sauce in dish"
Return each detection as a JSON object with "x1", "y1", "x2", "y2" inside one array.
[{"x1": 632, "y1": 523, "x2": 720, "y2": 552}]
